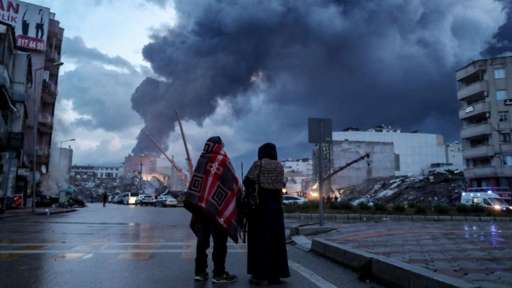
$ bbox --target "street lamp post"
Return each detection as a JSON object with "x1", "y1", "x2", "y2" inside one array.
[{"x1": 31, "y1": 62, "x2": 63, "y2": 212}]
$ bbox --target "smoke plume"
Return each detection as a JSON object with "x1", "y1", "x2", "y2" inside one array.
[{"x1": 132, "y1": 0, "x2": 507, "y2": 155}]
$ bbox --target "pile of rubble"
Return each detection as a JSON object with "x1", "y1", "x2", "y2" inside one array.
[{"x1": 338, "y1": 171, "x2": 466, "y2": 207}]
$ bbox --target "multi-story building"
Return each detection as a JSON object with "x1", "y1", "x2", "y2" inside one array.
[
  {"x1": 457, "y1": 56, "x2": 512, "y2": 193},
  {"x1": 23, "y1": 11, "x2": 63, "y2": 186},
  {"x1": 332, "y1": 127, "x2": 457, "y2": 176},
  {"x1": 0, "y1": 2, "x2": 63, "y2": 208},
  {"x1": 0, "y1": 22, "x2": 32, "y2": 209},
  {"x1": 71, "y1": 165, "x2": 123, "y2": 180}
]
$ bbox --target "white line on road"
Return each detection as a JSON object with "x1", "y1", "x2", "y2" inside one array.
[
  {"x1": 0, "y1": 249, "x2": 247, "y2": 254},
  {"x1": 289, "y1": 260, "x2": 339, "y2": 288}
]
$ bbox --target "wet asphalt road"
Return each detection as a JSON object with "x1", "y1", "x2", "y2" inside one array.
[{"x1": 0, "y1": 204, "x2": 380, "y2": 288}]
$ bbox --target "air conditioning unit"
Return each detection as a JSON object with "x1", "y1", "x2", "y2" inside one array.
[{"x1": 505, "y1": 99, "x2": 512, "y2": 105}]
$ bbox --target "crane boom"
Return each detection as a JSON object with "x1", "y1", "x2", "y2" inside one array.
[
  {"x1": 322, "y1": 153, "x2": 370, "y2": 182},
  {"x1": 141, "y1": 130, "x2": 189, "y2": 185},
  {"x1": 176, "y1": 111, "x2": 194, "y2": 177}
]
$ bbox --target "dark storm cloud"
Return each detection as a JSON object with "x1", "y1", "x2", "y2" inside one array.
[
  {"x1": 59, "y1": 36, "x2": 145, "y2": 132},
  {"x1": 59, "y1": 63, "x2": 144, "y2": 131},
  {"x1": 132, "y1": 0, "x2": 507, "y2": 154},
  {"x1": 63, "y1": 36, "x2": 135, "y2": 72}
]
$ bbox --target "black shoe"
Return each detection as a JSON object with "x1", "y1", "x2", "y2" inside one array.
[
  {"x1": 268, "y1": 279, "x2": 283, "y2": 285},
  {"x1": 194, "y1": 272, "x2": 209, "y2": 282},
  {"x1": 249, "y1": 277, "x2": 267, "y2": 286},
  {"x1": 212, "y1": 272, "x2": 237, "y2": 284}
]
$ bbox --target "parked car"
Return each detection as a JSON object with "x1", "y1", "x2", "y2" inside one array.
[
  {"x1": 122, "y1": 192, "x2": 139, "y2": 205},
  {"x1": 113, "y1": 193, "x2": 125, "y2": 204},
  {"x1": 138, "y1": 194, "x2": 156, "y2": 206},
  {"x1": 156, "y1": 194, "x2": 178, "y2": 207},
  {"x1": 282, "y1": 195, "x2": 306, "y2": 205}
]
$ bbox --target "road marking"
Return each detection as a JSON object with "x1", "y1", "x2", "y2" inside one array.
[
  {"x1": 52, "y1": 253, "x2": 87, "y2": 261},
  {"x1": 289, "y1": 260, "x2": 339, "y2": 288},
  {"x1": 0, "y1": 249, "x2": 247, "y2": 254},
  {"x1": 82, "y1": 253, "x2": 93, "y2": 260},
  {"x1": 0, "y1": 242, "x2": 246, "y2": 247}
]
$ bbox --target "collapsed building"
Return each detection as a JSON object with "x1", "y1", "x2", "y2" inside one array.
[
  {"x1": 282, "y1": 158, "x2": 312, "y2": 197},
  {"x1": 123, "y1": 154, "x2": 187, "y2": 192},
  {"x1": 323, "y1": 127, "x2": 464, "y2": 189}
]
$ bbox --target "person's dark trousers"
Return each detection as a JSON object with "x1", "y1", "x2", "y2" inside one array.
[{"x1": 195, "y1": 217, "x2": 228, "y2": 277}]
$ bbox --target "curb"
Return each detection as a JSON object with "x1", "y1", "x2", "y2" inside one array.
[
  {"x1": 311, "y1": 238, "x2": 479, "y2": 288},
  {"x1": 285, "y1": 213, "x2": 512, "y2": 223}
]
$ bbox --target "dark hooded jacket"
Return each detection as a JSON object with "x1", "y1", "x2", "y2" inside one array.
[{"x1": 243, "y1": 143, "x2": 290, "y2": 280}]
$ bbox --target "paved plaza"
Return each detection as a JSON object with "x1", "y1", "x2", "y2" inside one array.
[{"x1": 316, "y1": 221, "x2": 512, "y2": 288}]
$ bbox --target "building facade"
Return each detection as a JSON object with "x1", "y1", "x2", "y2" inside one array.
[
  {"x1": 21, "y1": 11, "x2": 64, "y2": 196},
  {"x1": 282, "y1": 158, "x2": 312, "y2": 197},
  {"x1": 457, "y1": 56, "x2": 512, "y2": 190},
  {"x1": 0, "y1": 23, "x2": 32, "y2": 209},
  {"x1": 330, "y1": 140, "x2": 395, "y2": 189},
  {"x1": 332, "y1": 128, "x2": 451, "y2": 176},
  {"x1": 71, "y1": 165, "x2": 122, "y2": 180}
]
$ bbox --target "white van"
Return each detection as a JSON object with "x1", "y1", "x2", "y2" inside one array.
[{"x1": 461, "y1": 191, "x2": 511, "y2": 211}]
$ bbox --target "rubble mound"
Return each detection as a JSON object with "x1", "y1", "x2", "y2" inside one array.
[{"x1": 339, "y1": 171, "x2": 465, "y2": 206}]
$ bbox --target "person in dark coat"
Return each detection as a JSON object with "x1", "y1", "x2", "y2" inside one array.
[
  {"x1": 102, "y1": 192, "x2": 108, "y2": 207},
  {"x1": 243, "y1": 143, "x2": 290, "y2": 285}
]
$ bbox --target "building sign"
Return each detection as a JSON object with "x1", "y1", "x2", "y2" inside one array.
[{"x1": 0, "y1": 0, "x2": 49, "y2": 51}]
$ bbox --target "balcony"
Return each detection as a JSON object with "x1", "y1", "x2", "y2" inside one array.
[
  {"x1": 461, "y1": 123, "x2": 492, "y2": 139},
  {"x1": 42, "y1": 80, "x2": 57, "y2": 103},
  {"x1": 459, "y1": 101, "x2": 490, "y2": 119},
  {"x1": 45, "y1": 49, "x2": 60, "y2": 64},
  {"x1": 458, "y1": 81, "x2": 487, "y2": 101},
  {"x1": 39, "y1": 113, "x2": 53, "y2": 125},
  {"x1": 463, "y1": 146, "x2": 495, "y2": 159},
  {"x1": 456, "y1": 61, "x2": 486, "y2": 81},
  {"x1": 464, "y1": 166, "x2": 497, "y2": 178}
]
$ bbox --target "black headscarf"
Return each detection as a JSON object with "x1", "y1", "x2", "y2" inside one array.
[
  {"x1": 203, "y1": 136, "x2": 224, "y2": 153},
  {"x1": 258, "y1": 143, "x2": 278, "y2": 160}
]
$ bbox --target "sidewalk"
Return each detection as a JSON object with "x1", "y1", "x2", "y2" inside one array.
[
  {"x1": 0, "y1": 207, "x2": 77, "y2": 220},
  {"x1": 309, "y1": 221, "x2": 512, "y2": 288}
]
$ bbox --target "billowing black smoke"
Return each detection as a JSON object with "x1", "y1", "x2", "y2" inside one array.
[{"x1": 131, "y1": 0, "x2": 507, "y2": 154}]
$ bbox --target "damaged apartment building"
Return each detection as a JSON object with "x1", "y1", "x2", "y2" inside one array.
[
  {"x1": 457, "y1": 56, "x2": 512, "y2": 198},
  {"x1": 0, "y1": 2, "x2": 63, "y2": 209},
  {"x1": 313, "y1": 126, "x2": 464, "y2": 192}
]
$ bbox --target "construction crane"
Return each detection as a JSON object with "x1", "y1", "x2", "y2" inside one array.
[
  {"x1": 322, "y1": 153, "x2": 371, "y2": 183},
  {"x1": 141, "y1": 130, "x2": 189, "y2": 187},
  {"x1": 176, "y1": 111, "x2": 194, "y2": 177}
]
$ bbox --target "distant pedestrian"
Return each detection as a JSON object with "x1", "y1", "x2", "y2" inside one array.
[
  {"x1": 184, "y1": 136, "x2": 240, "y2": 284},
  {"x1": 102, "y1": 192, "x2": 108, "y2": 207},
  {"x1": 243, "y1": 143, "x2": 290, "y2": 285}
]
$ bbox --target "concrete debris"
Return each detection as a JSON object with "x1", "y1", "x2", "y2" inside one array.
[{"x1": 340, "y1": 170, "x2": 465, "y2": 206}]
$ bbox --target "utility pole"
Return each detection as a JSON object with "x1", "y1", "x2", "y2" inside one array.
[
  {"x1": 317, "y1": 144, "x2": 324, "y2": 226},
  {"x1": 308, "y1": 118, "x2": 332, "y2": 227}
]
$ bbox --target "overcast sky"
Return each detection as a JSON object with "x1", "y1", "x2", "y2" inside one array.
[{"x1": 28, "y1": 0, "x2": 512, "y2": 168}]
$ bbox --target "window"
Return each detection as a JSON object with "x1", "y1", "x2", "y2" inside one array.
[
  {"x1": 499, "y1": 111, "x2": 509, "y2": 122},
  {"x1": 501, "y1": 133, "x2": 511, "y2": 143},
  {"x1": 496, "y1": 90, "x2": 508, "y2": 101},
  {"x1": 495, "y1": 68, "x2": 506, "y2": 79},
  {"x1": 505, "y1": 156, "x2": 512, "y2": 166}
]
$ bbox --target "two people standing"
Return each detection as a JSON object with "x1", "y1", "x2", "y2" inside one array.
[{"x1": 184, "y1": 137, "x2": 289, "y2": 285}]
